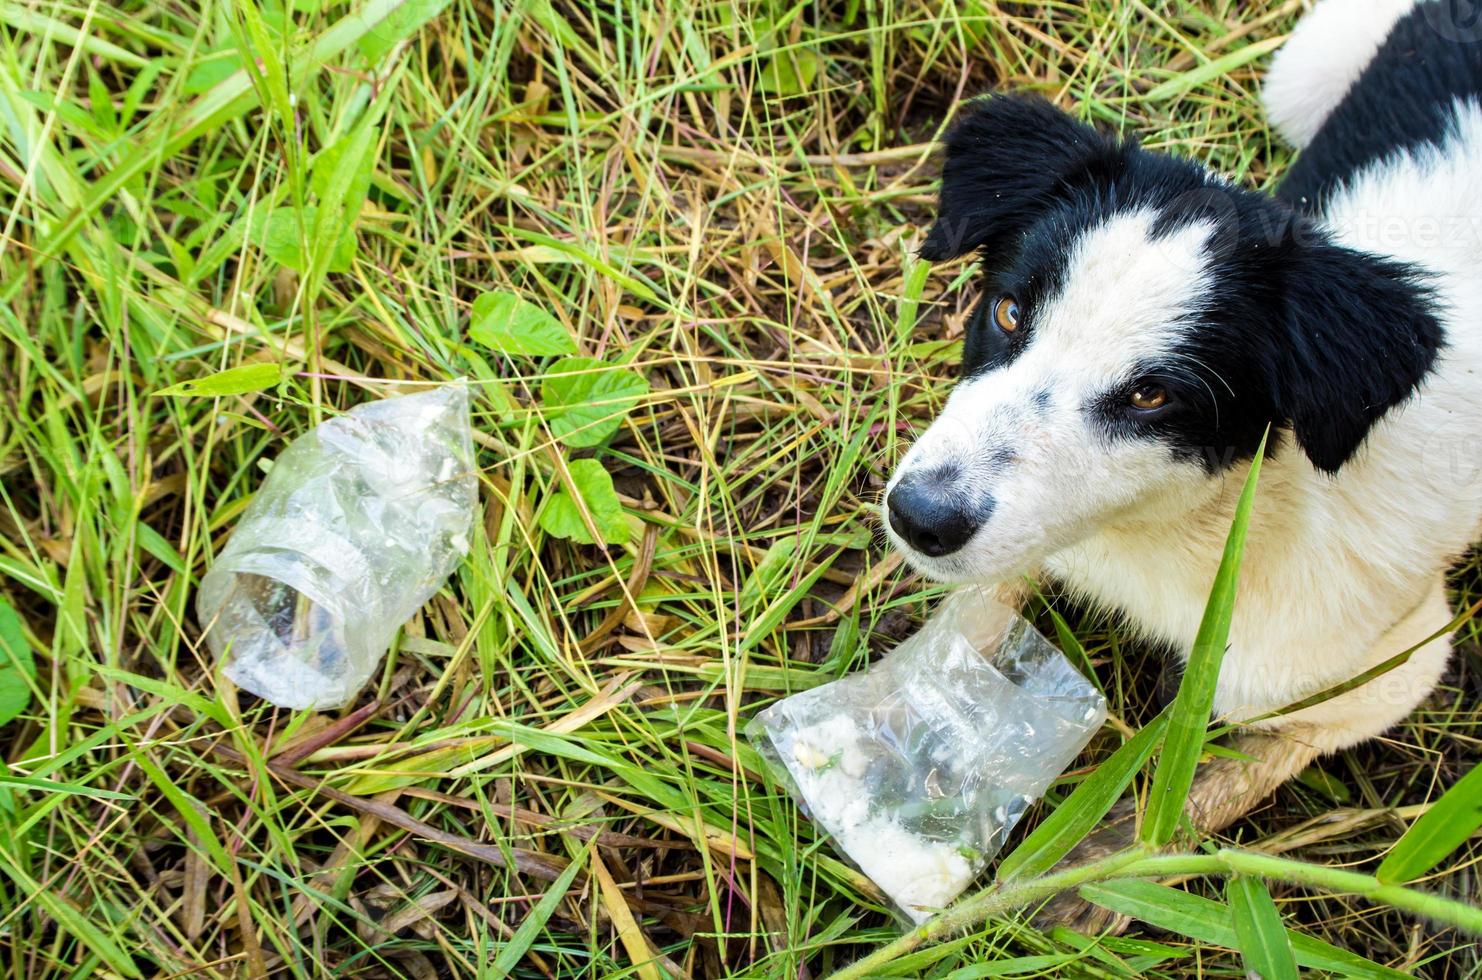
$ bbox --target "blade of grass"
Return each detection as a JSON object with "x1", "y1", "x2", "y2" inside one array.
[
  {"x1": 0, "y1": 846, "x2": 142, "y2": 978},
  {"x1": 591, "y1": 847, "x2": 663, "y2": 980},
  {"x1": 997, "y1": 707, "x2": 1169, "y2": 882},
  {"x1": 1227, "y1": 874, "x2": 1297, "y2": 980},
  {"x1": 1143, "y1": 429, "x2": 1267, "y2": 846},
  {"x1": 1143, "y1": 36, "x2": 1285, "y2": 101},
  {"x1": 1080, "y1": 879, "x2": 1405, "y2": 980},
  {"x1": 894, "y1": 255, "x2": 932, "y2": 342},
  {"x1": 1377, "y1": 761, "x2": 1482, "y2": 883},
  {"x1": 153, "y1": 362, "x2": 282, "y2": 397},
  {"x1": 490, "y1": 838, "x2": 594, "y2": 976}
]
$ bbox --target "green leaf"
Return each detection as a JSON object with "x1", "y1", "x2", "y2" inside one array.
[
  {"x1": 93, "y1": 666, "x2": 232, "y2": 728},
  {"x1": 134, "y1": 522, "x2": 186, "y2": 573},
  {"x1": 1228, "y1": 875, "x2": 1298, "y2": 980},
  {"x1": 758, "y1": 49, "x2": 824, "y2": 95},
  {"x1": 1081, "y1": 880, "x2": 1407, "y2": 980},
  {"x1": 238, "y1": 0, "x2": 292, "y2": 132},
  {"x1": 1046, "y1": 605, "x2": 1101, "y2": 690},
  {"x1": 1041, "y1": 929, "x2": 1140, "y2": 975},
  {"x1": 0, "y1": 598, "x2": 36, "y2": 727},
  {"x1": 738, "y1": 558, "x2": 833, "y2": 654},
  {"x1": 1296, "y1": 765, "x2": 1352, "y2": 804},
  {"x1": 540, "y1": 357, "x2": 649, "y2": 448},
  {"x1": 490, "y1": 838, "x2": 593, "y2": 975},
  {"x1": 538, "y1": 459, "x2": 630, "y2": 545},
  {"x1": 183, "y1": 47, "x2": 245, "y2": 94},
  {"x1": 507, "y1": 229, "x2": 661, "y2": 303},
  {"x1": 997, "y1": 708, "x2": 1169, "y2": 882},
  {"x1": 469, "y1": 292, "x2": 576, "y2": 357},
  {"x1": 1378, "y1": 761, "x2": 1482, "y2": 883},
  {"x1": 248, "y1": 206, "x2": 354, "y2": 273},
  {"x1": 939, "y1": 955, "x2": 1081, "y2": 978},
  {"x1": 358, "y1": 0, "x2": 453, "y2": 62},
  {"x1": 15, "y1": 90, "x2": 107, "y2": 139},
  {"x1": 895, "y1": 255, "x2": 932, "y2": 342},
  {"x1": 1143, "y1": 429, "x2": 1266, "y2": 846},
  {"x1": 86, "y1": 66, "x2": 117, "y2": 133},
  {"x1": 0, "y1": 761, "x2": 17, "y2": 818},
  {"x1": 739, "y1": 536, "x2": 798, "y2": 611},
  {"x1": 154, "y1": 363, "x2": 282, "y2": 398},
  {"x1": 124, "y1": 742, "x2": 233, "y2": 874},
  {"x1": 0, "y1": 775, "x2": 133, "y2": 800},
  {"x1": 308, "y1": 114, "x2": 381, "y2": 283}
]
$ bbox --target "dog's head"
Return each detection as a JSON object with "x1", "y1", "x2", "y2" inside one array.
[{"x1": 884, "y1": 94, "x2": 1442, "y2": 582}]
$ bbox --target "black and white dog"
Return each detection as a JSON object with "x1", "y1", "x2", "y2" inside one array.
[{"x1": 884, "y1": 0, "x2": 1482, "y2": 916}]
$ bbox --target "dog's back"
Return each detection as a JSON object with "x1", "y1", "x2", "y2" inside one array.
[
  {"x1": 1263, "y1": 0, "x2": 1482, "y2": 545},
  {"x1": 1268, "y1": 0, "x2": 1482, "y2": 213}
]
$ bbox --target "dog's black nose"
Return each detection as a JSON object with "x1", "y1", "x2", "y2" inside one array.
[{"x1": 886, "y1": 474, "x2": 982, "y2": 557}]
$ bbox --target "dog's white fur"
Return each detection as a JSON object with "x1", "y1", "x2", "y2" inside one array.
[{"x1": 890, "y1": 0, "x2": 1481, "y2": 831}]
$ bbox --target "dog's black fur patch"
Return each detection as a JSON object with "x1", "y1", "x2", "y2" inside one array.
[
  {"x1": 1279, "y1": 1, "x2": 1482, "y2": 212},
  {"x1": 921, "y1": 94, "x2": 1115, "y2": 264},
  {"x1": 923, "y1": 93, "x2": 1444, "y2": 474}
]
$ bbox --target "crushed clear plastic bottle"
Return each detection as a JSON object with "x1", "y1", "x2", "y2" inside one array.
[{"x1": 197, "y1": 385, "x2": 477, "y2": 710}]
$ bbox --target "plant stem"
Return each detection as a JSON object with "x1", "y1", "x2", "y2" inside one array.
[
  {"x1": 1217, "y1": 849, "x2": 1482, "y2": 934},
  {"x1": 824, "y1": 847, "x2": 1482, "y2": 980},
  {"x1": 824, "y1": 847, "x2": 1154, "y2": 980}
]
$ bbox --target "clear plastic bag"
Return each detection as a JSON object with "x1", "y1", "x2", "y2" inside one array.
[
  {"x1": 197, "y1": 385, "x2": 477, "y2": 710},
  {"x1": 748, "y1": 589, "x2": 1106, "y2": 922}
]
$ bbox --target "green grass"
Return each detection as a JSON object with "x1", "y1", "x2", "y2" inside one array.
[{"x1": 2, "y1": 0, "x2": 1481, "y2": 977}]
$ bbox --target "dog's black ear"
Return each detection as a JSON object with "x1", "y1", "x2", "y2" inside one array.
[
  {"x1": 921, "y1": 94, "x2": 1116, "y2": 262},
  {"x1": 1270, "y1": 239, "x2": 1442, "y2": 473}
]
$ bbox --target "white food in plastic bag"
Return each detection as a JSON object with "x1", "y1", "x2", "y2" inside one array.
[
  {"x1": 787, "y1": 713, "x2": 975, "y2": 915},
  {"x1": 749, "y1": 589, "x2": 1107, "y2": 922},
  {"x1": 196, "y1": 385, "x2": 477, "y2": 710}
]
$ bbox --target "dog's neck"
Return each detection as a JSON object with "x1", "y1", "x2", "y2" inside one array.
[{"x1": 1042, "y1": 434, "x2": 1431, "y2": 662}]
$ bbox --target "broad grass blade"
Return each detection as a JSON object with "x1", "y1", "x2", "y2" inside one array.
[
  {"x1": 1228, "y1": 874, "x2": 1298, "y2": 980},
  {"x1": 996, "y1": 707, "x2": 1169, "y2": 882},
  {"x1": 591, "y1": 847, "x2": 663, "y2": 980},
  {"x1": 1142, "y1": 430, "x2": 1266, "y2": 845},
  {"x1": 1081, "y1": 880, "x2": 1406, "y2": 980},
  {"x1": 895, "y1": 257, "x2": 932, "y2": 341},
  {"x1": 1378, "y1": 761, "x2": 1482, "y2": 883}
]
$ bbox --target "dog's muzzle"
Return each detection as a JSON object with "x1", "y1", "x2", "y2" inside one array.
[{"x1": 885, "y1": 471, "x2": 989, "y2": 557}]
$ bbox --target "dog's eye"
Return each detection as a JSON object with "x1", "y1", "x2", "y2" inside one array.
[
  {"x1": 1129, "y1": 385, "x2": 1169, "y2": 411},
  {"x1": 992, "y1": 296, "x2": 1021, "y2": 333}
]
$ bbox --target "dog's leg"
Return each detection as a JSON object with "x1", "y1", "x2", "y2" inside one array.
[
  {"x1": 1035, "y1": 579, "x2": 1454, "y2": 934},
  {"x1": 1184, "y1": 730, "x2": 1325, "y2": 834}
]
